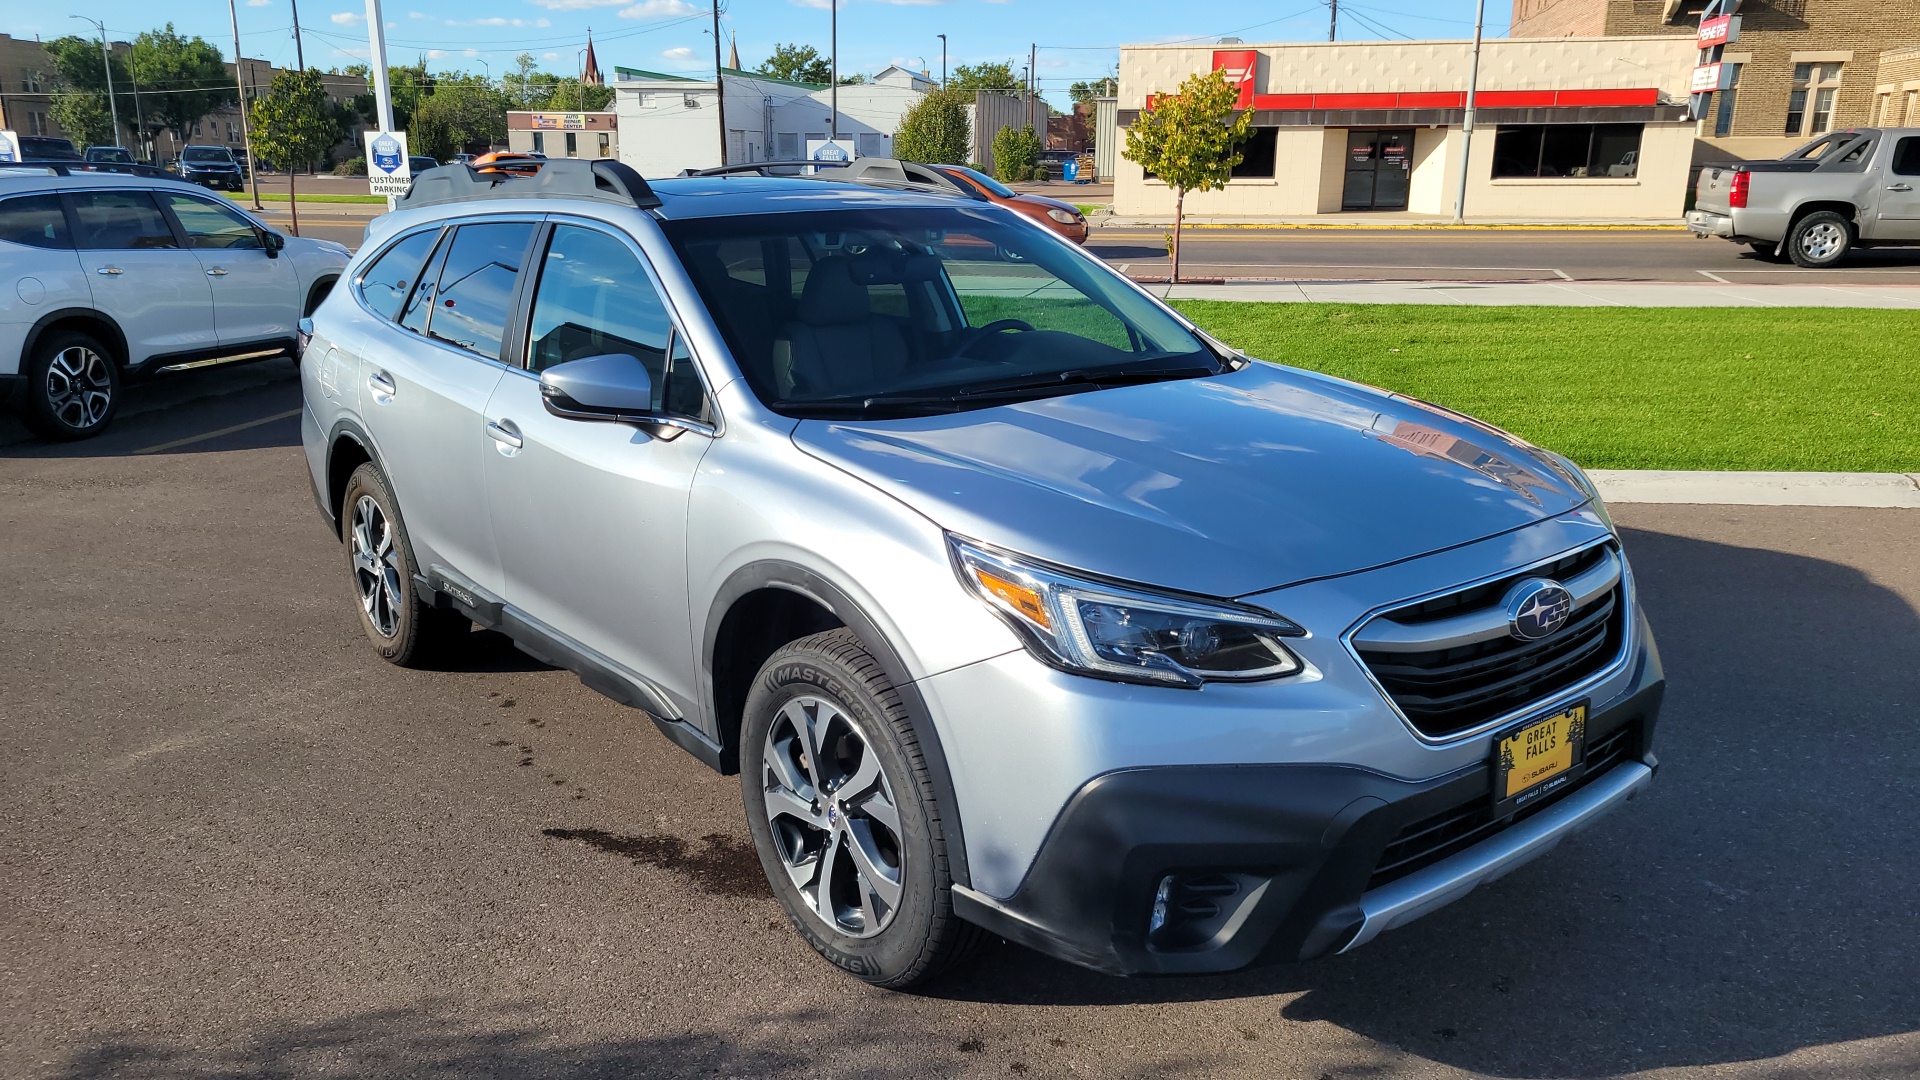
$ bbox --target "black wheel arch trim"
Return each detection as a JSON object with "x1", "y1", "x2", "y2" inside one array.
[
  {"x1": 701, "y1": 559, "x2": 972, "y2": 888},
  {"x1": 21, "y1": 306, "x2": 130, "y2": 371},
  {"x1": 320, "y1": 416, "x2": 382, "y2": 535}
]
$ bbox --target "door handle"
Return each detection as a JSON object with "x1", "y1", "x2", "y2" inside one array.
[
  {"x1": 486, "y1": 420, "x2": 523, "y2": 449},
  {"x1": 368, "y1": 370, "x2": 397, "y2": 398},
  {"x1": 96, "y1": 266, "x2": 122, "y2": 275},
  {"x1": 1888, "y1": 183, "x2": 1914, "y2": 192},
  {"x1": 206, "y1": 267, "x2": 229, "y2": 276}
]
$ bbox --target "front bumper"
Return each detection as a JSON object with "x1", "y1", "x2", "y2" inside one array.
[{"x1": 950, "y1": 669, "x2": 1663, "y2": 976}]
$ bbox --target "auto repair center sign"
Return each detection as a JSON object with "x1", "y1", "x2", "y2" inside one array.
[{"x1": 364, "y1": 130, "x2": 412, "y2": 196}]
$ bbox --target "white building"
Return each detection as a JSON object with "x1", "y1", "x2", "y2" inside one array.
[{"x1": 612, "y1": 65, "x2": 934, "y2": 177}]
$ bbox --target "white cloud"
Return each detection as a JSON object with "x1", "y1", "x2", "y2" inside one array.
[
  {"x1": 542, "y1": 51, "x2": 561, "y2": 60},
  {"x1": 529, "y1": 0, "x2": 628, "y2": 9},
  {"x1": 330, "y1": 10, "x2": 363, "y2": 23},
  {"x1": 661, "y1": 46, "x2": 693, "y2": 59},
  {"x1": 245, "y1": 0, "x2": 271, "y2": 8},
  {"x1": 425, "y1": 48, "x2": 449, "y2": 58},
  {"x1": 446, "y1": 15, "x2": 552, "y2": 25},
  {"x1": 409, "y1": 9, "x2": 428, "y2": 16},
  {"x1": 618, "y1": 0, "x2": 698, "y2": 16},
  {"x1": 787, "y1": 0, "x2": 843, "y2": 9}
]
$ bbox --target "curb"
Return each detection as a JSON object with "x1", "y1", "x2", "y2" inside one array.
[
  {"x1": 1093, "y1": 219, "x2": 1687, "y2": 233},
  {"x1": 1589, "y1": 470, "x2": 1920, "y2": 508}
]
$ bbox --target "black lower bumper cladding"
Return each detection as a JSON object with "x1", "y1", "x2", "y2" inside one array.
[{"x1": 953, "y1": 670, "x2": 1664, "y2": 977}]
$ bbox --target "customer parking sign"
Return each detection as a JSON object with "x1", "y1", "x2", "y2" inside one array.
[{"x1": 364, "y1": 130, "x2": 412, "y2": 196}]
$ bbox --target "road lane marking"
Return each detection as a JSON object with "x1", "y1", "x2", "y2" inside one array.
[
  {"x1": 1552, "y1": 269, "x2": 1573, "y2": 280},
  {"x1": 1698, "y1": 270, "x2": 1732, "y2": 283},
  {"x1": 133, "y1": 409, "x2": 301, "y2": 456}
]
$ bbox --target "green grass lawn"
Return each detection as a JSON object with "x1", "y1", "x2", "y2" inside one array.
[
  {"x1": 1171, "y1": 302, "x2": 1920, "y2": 472},
  {"x1": 225, "y1": 192, "x2": 386, "y2": 204}
]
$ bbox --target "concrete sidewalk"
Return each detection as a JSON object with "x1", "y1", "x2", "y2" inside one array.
[
  {"x1": 1095, "y1": 212, "x2": 1683, "y2": 230},
  {"x1": 1157, "y1": 278, "x2": 1920, "y2": 308}
]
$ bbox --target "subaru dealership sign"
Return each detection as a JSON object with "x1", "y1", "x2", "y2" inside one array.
[{"x1": 364, "y1": 130, "x2": 413, "y2": 196}]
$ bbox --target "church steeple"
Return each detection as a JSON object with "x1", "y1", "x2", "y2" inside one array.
[
  {"x1": 727, "y1": 32, "x2": 739, "y2": 72},
  {"x1": 582, "y1": 29, "x2": 602, "y2": 86}
]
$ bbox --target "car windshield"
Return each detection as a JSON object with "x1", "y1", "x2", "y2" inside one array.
[
  {"x1": 948, "y1": 166, "x2": 1016, "y2": 199},
  {"x1": 183, "y1": 148, "x2": 231, "y2": 163},
  {"x1": 89, "y1": 148, "x2": 133, "y2": 162},
  {"x1": 661, "y1": 206, "x2": 1220, "y2": 419}
]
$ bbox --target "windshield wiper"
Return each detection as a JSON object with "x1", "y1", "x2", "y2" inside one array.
[{"x1": 956, "y1": 363, "x2": 1219, "y2": 398}]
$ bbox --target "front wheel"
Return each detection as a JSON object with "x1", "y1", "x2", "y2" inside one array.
[
  {"x1": 20, "y1": 330, "x2": 119, "y2": 441},
  {"x1": 740, "y1": 629, "x2": 983, "y2": 990},
  {"x1": 1786, "y1": 211, "x2": 1853, "y2": 268}
]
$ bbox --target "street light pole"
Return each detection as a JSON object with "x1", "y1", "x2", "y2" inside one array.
[
  {"x1": 70, "y1": 17, "x2": 121, "y2": 148},
  {"x1": 712, "y1": 2, "x2": 727, "y2": 166},
  {"x1": 364, "y1": 0, "x2": 397, "y2": 209},
  {"x1": 226, "y1": 0, "x2": 263, "y2": 209},
  {"x1": 830, "y1": 0, "x2": 839, "y2": 140},
  {"x1": 577, "y1": 48, "x2": 587, "y2": 111},
  {"x1": 1451, "y1": 0, "x2": 1486, "y2": 224},
  {"x1": 938, "y1": 34, "x2": 946, "y2": 88}
]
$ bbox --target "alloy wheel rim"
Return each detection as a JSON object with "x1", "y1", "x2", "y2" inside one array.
[
  {"x1": 350, "y1": 494, "x2": 404, "y2": 638},
  {"x1": 45, "y1": 346, "x2": 112, "y2": 430},
  {"x1": 762, "y1": 695, "x2": 906, "y2": 939},
  {"x1": 1802, "y1": 222, "x2": 1844, "y2": 260}
]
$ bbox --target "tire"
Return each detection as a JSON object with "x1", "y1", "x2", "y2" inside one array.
[
  {"x1": 741, "y1": 629, "x2": 985, "y2": 990},
  {"x1": 338, "y1": 462, "x2": 470, "y2": 667},
  {"x1": 1786, "y1": 210, "x2": 1853, "y2": 268},
  {"x1": 20, "y1": 329, "x2": 119, "y2": 441}
]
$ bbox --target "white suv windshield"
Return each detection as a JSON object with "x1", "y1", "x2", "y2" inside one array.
[
  {"x1": 661, "y1": 206, "x2": 1219, "y2": 418},
  {"x1": 183, "y1": 148, "x2": 231, "y2": 163}
]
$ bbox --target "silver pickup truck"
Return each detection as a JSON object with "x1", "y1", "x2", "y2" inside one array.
[{"x1": 1687, "y1": 128, "x2": 1920, "y2": 267}]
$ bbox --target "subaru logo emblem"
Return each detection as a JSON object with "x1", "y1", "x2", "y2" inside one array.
[{"x1": 1504, "y1": 578, "x2": 1573, "y2": 641}]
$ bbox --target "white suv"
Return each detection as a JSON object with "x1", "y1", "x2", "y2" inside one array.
[{"x1": 0, "y1": 170, "x2": 350, "y2": 439}]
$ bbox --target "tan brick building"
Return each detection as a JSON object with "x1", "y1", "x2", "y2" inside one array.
[{"x1": 1511, "y1": 0, "x2": 1920, "y2": 162}]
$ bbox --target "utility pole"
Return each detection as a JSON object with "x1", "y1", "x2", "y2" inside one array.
[
  {"x1": 1451, "y1": 0, "x2": 1485, "y2": 223},
  {"x1": 227, "y1": 0, "x2": 263, "y2": 209},
  {"x1": 1328, "y1": 0, "x2": 1338, "y2": 41},
  {"x1": 712, "y1": 2, "x2": 726, "y2": 165},
  {"x1": 290, "y1": 0, "x2": 305, "y2": 70},
  {"x1": 1029, "y1": 43, "x2": 1037, "y2": 134},
  {"x1": 938, "y1": 34, "x2": 946, "y2": 88},
  {"x1": 365, "y1": 0, "x2": 397, "y2": 209},
  {"x1": 70, "y1": 17, "x2": 121, "y2": 148},
  {"x1": 829, "y1": 0, "x2": 839, "y2": 139}
]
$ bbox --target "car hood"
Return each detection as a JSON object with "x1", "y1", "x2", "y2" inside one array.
[
  {"x1": 1013, "y1": 193, "x2": 1081, "y2": 215},
  {"x1": 792, "y1": 362, "x2": 1588, "y2": 597}
]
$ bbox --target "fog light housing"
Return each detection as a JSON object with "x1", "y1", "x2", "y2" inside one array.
[{"x1": 1145, "y1": 872, "x2": 1272, "y2": 952}]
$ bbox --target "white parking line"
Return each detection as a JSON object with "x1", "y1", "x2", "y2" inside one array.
[
  {"x1": 1697, "y1": 270, "x2": 1732, "y2": 283},
  {"x1": 133, "y1": 409, "x2": 301, "y2": 456},
  {"x1": 1552, "y1": 268, "x2": 1573, "y2": 280}
]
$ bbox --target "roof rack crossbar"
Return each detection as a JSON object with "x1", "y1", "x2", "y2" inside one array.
[
  {"x1": 396, "y1": 158, "x2": 661, "y2": 211},
  {"x1": 675, "y1": 157, "x2": 984, "y2": 200},
  {"x1": 677, "y1": 160, "x2": 849, "y2": 177}
]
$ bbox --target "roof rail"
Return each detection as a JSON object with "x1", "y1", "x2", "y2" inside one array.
[
  {"x1": 676, "y1": 157, "x2": 983, "y2": 200},
  {"x1": 397, "y1": 158, "x2": 660, "y2": 211},
  {"x1": 0, "y1": 160, "x2": 171, "y2": 179},
  {"x1": 676, "y1": 160, "x2": 848, "y2": 177}
]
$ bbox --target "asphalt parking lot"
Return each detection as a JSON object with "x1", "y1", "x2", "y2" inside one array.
[{"x1": 4, "y1": 366, "x2": 1918, "y2": 1079}]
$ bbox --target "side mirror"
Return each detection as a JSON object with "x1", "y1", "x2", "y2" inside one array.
[
  {"x1": 539, "y1": 353, "x2": 655, "y2": 422},
  {"x1": 262, "y1": 230, "x2": 286, "y2": 258}
]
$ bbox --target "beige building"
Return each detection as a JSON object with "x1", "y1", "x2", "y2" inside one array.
[
  {"x1": 507, "y1": 110, "x2": 619, "y2": 159},
  {"x1": 1115, "y1": 37, "x2": 1697, "y2": 222},
  {"x1": 1512, "y1": 0, "x2": 1920, "y2": 162}
]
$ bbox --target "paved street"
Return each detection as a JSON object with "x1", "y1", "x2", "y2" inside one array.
[{"x1": 4, "y1": 369, "x2": 1917, "y2": 1079}]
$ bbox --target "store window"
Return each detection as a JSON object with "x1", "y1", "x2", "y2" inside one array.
[
  {"x1": 1712, "y1": 64, "x2": 1741, "y2": 137},
  {"x1": 565, "y1": 131, "x2": 578, "y2": 157},
  {"x1": 598, "y1": 132, "x2": 611, "y2": 158},
  {"x1": 1491, "y1": 124, "x2": 1642, "y2": 179},
  {"x1": 1231, "y1": 128, "x2": 1279, "y2": 179},
  {"x1": 1785, "y1": 63, "x2": 1842, "y2": 137},
  {"x1": 532, "y1": 131, "x2": 545, "y2": 154}
]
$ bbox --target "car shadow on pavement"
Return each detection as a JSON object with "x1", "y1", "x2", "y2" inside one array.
[
  {"x1": 0, "y1": 362, "x2": 302, "y2": 458},
  {"x1": 928, "y1": 523, "x2": 1920, "y2": 1077}
]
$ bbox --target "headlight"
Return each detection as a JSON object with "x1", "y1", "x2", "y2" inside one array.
[
  {"x1": 950, "y1": 536, "x2": 1305, "y2": 687},
  {"x1": 1046, "y1": 208, "x2": 1080, "y2": 224}
]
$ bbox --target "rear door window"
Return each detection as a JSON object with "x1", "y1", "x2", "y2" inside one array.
[
  {"x1": 1894, "y1": 137, "x2": 1920, "y2": 177},
  {"x1": 66, "y1": 190, "x2": 179, "y2": 249},
  {"x1": 0, "y1": 193, "x2": 71, "y2": 249},
  {"x1": 421, "y1": 221, "x2": 535, "y2": 361}
]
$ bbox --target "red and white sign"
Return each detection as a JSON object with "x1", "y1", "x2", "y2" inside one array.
[
  {"x1": 1691, "y1": 62, "x2": 1729, "y2": 93},
  {"x1": 1212, "y1": 49, "x2": 1258, "y2": 110},
  {"x1": 1697, "y1": 14, "x2": 1737, "y2": 47}
]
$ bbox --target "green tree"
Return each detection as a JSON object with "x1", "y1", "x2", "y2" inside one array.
[
  {"x1": 126, "y1": 25, "x2": 235, "y2": 147},
  {"x1": 1121, "y1": 68, "x2": 1253, "y2": 282},
  {"x1": 991, "y1": 123, "x2": 1042, "y2": 183},
  {"x1": 1069, "y1": 77, "x2": 1116, "y2": 104},
  {"x1": 49, "y1": 91, "x2": 116, "y2": 150},
  {"x1": 892, "y1": 88, "x2": 970, "y2": 165},
  {"x1": 249, "y1": 68, "x2": 335, "y2": 236},
  {"x1": 756, "y1": 43, "x2": 830, "y2": 86},
  {"x1": 948, "y1": 61, "x2": 1018, "y2": 92},
  {"x1": 44, "y1": 35, "x2": 139, "y2": 139},
  {"x1": 409, "y1": 78, "x2": 508, "y2": 158}
]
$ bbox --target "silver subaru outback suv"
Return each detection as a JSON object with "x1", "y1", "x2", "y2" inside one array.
[{"x1": 301, "y1": 160, "x2": 1663, "y2": 988}]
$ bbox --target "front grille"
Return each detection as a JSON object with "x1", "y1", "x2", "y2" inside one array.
[
  {"x1": 1355, "y1": 545, "x2": 1627, "y2": 739},
  {"x1": 1366, "y1": 721, "x2": 1640, "y2": 892}
]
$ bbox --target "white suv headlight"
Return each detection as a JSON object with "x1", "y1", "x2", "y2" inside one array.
[{"x1": 950, "y1": 536, "x2": 1305, "y2": 687}]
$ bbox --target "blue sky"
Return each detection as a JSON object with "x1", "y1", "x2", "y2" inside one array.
[{"x1": 19, "y1": 0, "x2": 1511, "y2": 107}]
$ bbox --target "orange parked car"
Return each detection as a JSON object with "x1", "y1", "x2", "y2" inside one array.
[
  {"x1": 930, "y1": 165, "x2": 1089, "y2": 244},
  {"x1": 470, "y1": 151, "x2": 544, "y2": 178}
]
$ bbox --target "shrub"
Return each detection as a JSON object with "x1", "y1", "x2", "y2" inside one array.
[
  {"x1": 991, "y1": 124, "x2": 1041, "y2": 183},
  {"x1": 893, "y1": 88, "x2": 970, "y2": 165},
  {"x1": 334, "y1": 155, "x2": 367, "y2": 176}
]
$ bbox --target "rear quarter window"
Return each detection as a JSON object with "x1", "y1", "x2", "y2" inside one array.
[
  {"x1": 0, "y1": 193, "x2": 71, "y2": 249},
  {"x1": 358, "y1": 228, "x2": 443, "y2": 320}
]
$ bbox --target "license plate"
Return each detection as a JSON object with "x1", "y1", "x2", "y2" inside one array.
[{"x1": 1493, "y1": 703, "x2": 1587, "y2": 815}]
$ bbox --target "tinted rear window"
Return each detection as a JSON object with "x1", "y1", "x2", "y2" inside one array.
[
  {"x1": 423, "y1": 222, "x2": 534, "y2": 361},
  {"x1": 0, "y1": 194, "x2": 70, "y2": 249},
  {"x1": 68, "y1": 190, "x2": 178, "y2": 250}
]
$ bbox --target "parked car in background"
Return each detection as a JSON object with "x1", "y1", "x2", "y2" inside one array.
[
  {"x1": 85, "y1": 147, "x2": 136, "y2": 165},
  {"x1": 409, "y1": 155, "x2": 440, "y2": 174},
  {"x1": 0, "y1": 173, "x2": 350, "y2": 440},
  {"x1": 1687, "y1": 128, "x2": 1920, "y2": 268},
  {"x1": 19, "y1": 136, "x2": 81, "y2": 161},
  {"x1": 303, "y1": 158, "x2": 1661, "y2": 990},
  {"x1": 172, "y1": 146, "x2": 245, "y2": 192},
  {"x1": 449, "y1": 153, "x2": 478, "y2": 167},
  {"x1": 930, "y1": 164, "x2": 1089, "y2": 243},
  {"x1": 471, "y1": 151, "x2": 544, "y2": 178}
]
